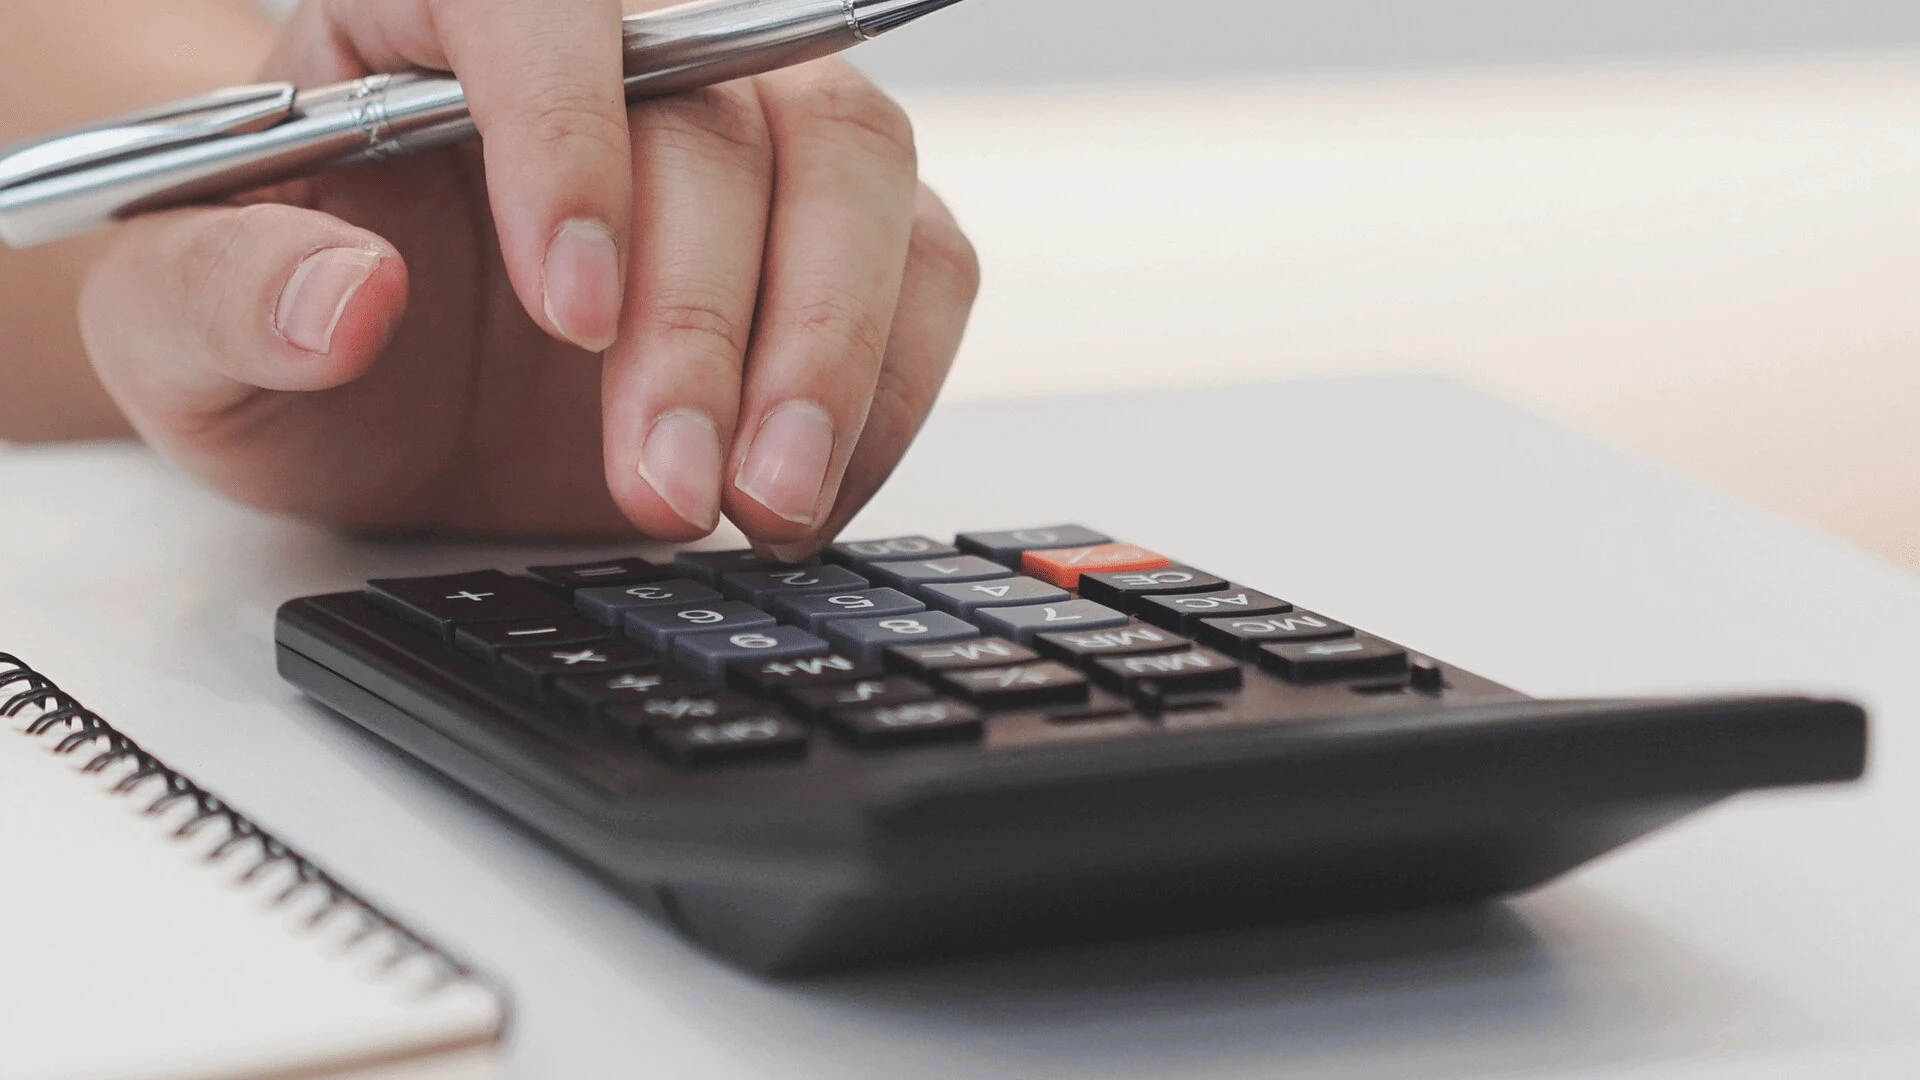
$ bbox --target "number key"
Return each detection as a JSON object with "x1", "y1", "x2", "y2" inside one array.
[
  {"x1": 771, "y1": 587, "x2": 925, "y2": 633},
  {"x1": 868, "y1": 555, "x2": 1013, "y2": 593},
  {"x1": 825, "y1": 535, "x2": 961, "y2": 568},
  {"x1": 920, "y1": 575, "x2": 1069, "y2": 617},
  {"x1": 720, "y1": 564, "x2": 869, "y2": 606},
  {"x1": 624, "y1": 601, "x2": 775, "y2": 650},
  {"x1": 826, "y1": 611, "x2": 981, "y2": 662},
  {"x1": 974, "y1": 599, "x2": 1130, "y2": 644},
  {"x1": 956, "y1": 525, "x2": 1112, "y2": 566},
  {"x1": 574, "y1": 578, "x2": 721, "y2": 626},
  {"x1": 672, "y1": 625, "x2": 829, "y2": 681}
]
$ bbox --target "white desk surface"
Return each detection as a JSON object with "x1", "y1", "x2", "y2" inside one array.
[{"x1": 2, "y1": 378, "x2": 1917, "y2": 1079}]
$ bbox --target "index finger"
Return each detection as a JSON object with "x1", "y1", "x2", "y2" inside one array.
[{"x1": 309, "y1": 0, "x2": 633, "y2": 351}]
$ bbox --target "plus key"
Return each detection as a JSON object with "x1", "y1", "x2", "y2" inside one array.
[{"x1": 1021, "y1": 544, "x2": 1170, "y2": 590}]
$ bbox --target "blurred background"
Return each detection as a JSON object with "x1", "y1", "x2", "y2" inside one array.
[{"x1": 833, "y1": 0, "x2": 1920, "y2": 571}]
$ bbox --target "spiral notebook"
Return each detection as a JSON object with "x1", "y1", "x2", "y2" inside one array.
[{"x1": 0, "y1": 655, "x2": 510, "y2": 1080}]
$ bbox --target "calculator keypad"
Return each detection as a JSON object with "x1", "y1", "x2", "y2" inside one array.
[{"x1": 350, "y1": 528, "x2": 1465, "y2": 770}]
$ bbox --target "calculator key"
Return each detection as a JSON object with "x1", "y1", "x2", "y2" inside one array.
[
  {"x1": 574, "y1": 578, "x2": 721, "y2": 626},
  {"x1": 827, "y1": 611, "x2": 981, "y2": 662},
  {"x1": 720, "y1": 564, "x2": 869, "y2": 606},
  {"x1": 727, "y1": 652, "x2": 883, "y2": 698},
  {"x1": 674, "y1": 550, "x2": 812, "y2": 587},
  {"x1": 672, "y1": 626, "x2": 829, "y2": 681},
  {"x1": 824, "y1": 699, "x2": 984, "y2": 749},
  {"x1": 1091, "y1": 647, "x2": 1243, "y2": 696},
  {"x1": 939, "y1": 662, "x2": 1090, "y2": 710},
  {"x1": 453, "y1": 615, "x2": 609, "y2": 661},
  {"x1": 624, "y1": 602, "x2": 776, "y2": 650},
  {"x1": 868, "y1": 556, "x2": 1013, "y2": 593},
  {"x1": 1021, "y1": 544, "x2": 1170, "y2": 590},
  {"x1": 367, "y1": 571, "x2": 572, "y2": 639},
  {"x1": 603, "y1": 684, "x2": 761, "y2": 731},
  {"x1": 1033, "y1": 620, "x2": 1188, "y2": 665},
  {"x1": 499, "y1": 640, "x2": 659, "y2": 693},
  {"x1": 651, "y1": 716, "x2": 810, "y2": 767},
  {"x1": 1261, "y1": 636, "x2": 1410, "y2": 683},
  {"x1": 786, "y1": 676, "x2": 937, "y2": 721},
  {"x1": 1076, "y1": 566, "x2": 1228, "y2": 613},
  {"x1": 1197, "y1": 610, "x2": 1354, "y2": 657},
  {"x1": 886, "y1": 637, "x2": 1039, "y2": 677},
  {"x1": 824, "y1": 536, "x2": 961, "y2": 568},
  {"x1": 555, "y1": 668, "x2": 678, "y2": 713},
  {"x1": 526, "y1": 557, "x2": 672, "y2": 595},
  {"x1": 920, "y1": 575, "x2": 1070, "y2": 617},
  {"x1": 770, "y1": 588, "x2": 926, "y2": 633},
  {"x1": 1138, "y1": 588, "x2": 1292, "y2": 633},
  {"x1": 975, "y1": 600, "x2": 1130, "y2": 644},
  {"x1": 956, "y1": 525, "x2": 1112, "y2": 567}
]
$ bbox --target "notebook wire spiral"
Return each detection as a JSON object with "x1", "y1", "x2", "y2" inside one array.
[{"x1": 0, "y1": 652, "x2": 496, "y2": 1000}]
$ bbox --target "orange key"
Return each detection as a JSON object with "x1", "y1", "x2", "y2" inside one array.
[{"x1": 1022, "y1": 544, "x2": 1170, "y2": 590}]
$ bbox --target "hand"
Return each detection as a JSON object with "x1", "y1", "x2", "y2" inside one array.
[{"x1": 77, "y1": 0, "x2": 979, "y2": 555}]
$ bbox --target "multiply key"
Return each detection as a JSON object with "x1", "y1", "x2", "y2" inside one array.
[
  {"x1": 939, "y1": 662, "x2": 1089, "y2": 709},
  {"x1": 1076, "y1": 565, "x2": 1227, "y2": 612},
  {"x1": 1138, "y1": 588, "x2": 1291, "y2": 633},
  {"x1": 1021, "y1": 544, "x2": 1169, "y2": 590},
  {"x1": 1033, "y1": 620, "x2": 1188, "y2": 665},
  {"x1": 499, "y1": 639, "x2": 658, "y2": 694},
  {"x1": 1198, "y1": 610, "x2": 1353, "y2": 658}
]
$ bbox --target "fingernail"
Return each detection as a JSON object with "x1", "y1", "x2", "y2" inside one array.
[
  {"x1": 544, "y1": 219, "x2": 622, "y2": 352},
  {"x1": 736, "y1": 401, "x2": 837, "y2": 527},
  {"x1": 637, "y1": 409, "x2": 724, "y2": 532},
  {"x1": 275, "y1": 247, "x2": 381, "y2": 355}
]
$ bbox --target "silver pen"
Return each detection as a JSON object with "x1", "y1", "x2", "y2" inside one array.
[{"x1": 0, "y1": 0, "x2": 964, "y2": 249}]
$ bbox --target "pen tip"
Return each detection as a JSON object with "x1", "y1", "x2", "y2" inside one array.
[{"x1": 850, "y1": 0, "x2": 970, "y2": 37}]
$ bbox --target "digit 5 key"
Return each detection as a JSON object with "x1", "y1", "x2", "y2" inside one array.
[{"x1": 1021, "y1": 544, "x2": 1170, "y2": 590}]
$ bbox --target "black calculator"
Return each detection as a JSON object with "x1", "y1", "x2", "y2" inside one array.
[{"x1": 275, "y1": 525, "x2": 1868, "y2": 973}]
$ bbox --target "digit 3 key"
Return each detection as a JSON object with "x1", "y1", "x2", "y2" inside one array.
[{"x1": 277, "y1": 525, "x2": 1868, "y2": 973}]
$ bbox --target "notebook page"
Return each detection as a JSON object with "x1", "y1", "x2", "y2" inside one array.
[{"x1": 0, "y1": 716, "x2": 506, "y2": 1080}]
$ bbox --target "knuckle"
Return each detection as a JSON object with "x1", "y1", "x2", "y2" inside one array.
[
  {"x1": 910, "y1": 204, "x2": 982, "y2": 303},
  {"x1": 779, "y1": 67, "x2": 916, "y2": 166},
  {"x1": 632, "y1": 85, "x2": 772, "y2": 172},
  {"x1": 517, "y1": 79, "x2": 631, "y2": 163},
  {"x1": 646, "y1": 286, "x2": 752, "y2": 364},
  {"x1": 790, "y1": 287, "x2": 891, "y2": 369}
]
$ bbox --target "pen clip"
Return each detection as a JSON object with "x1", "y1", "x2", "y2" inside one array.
[{"x1": 0, "y1": 83, "x2": 296, "y2": 192}]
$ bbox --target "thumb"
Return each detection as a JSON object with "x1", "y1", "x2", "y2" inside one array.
[{"x1": 80, "y1": 203, "x2": 408, "y2": 423}]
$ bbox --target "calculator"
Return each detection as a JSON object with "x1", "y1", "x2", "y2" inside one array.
[{"x1": 275, "y1": 525, "x2": 1868, "y2": 973}]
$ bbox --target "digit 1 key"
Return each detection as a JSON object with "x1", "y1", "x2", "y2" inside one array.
[
  {"x1": 867, "y1": 556, "x2": 1013, "y2": 594},
  {"x1": 1020, "y1": 544, "x2": 1169, "y2": 590},
  {"x1": 1075, "y1": 565, "x2": 1227, "y2": 613}
]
